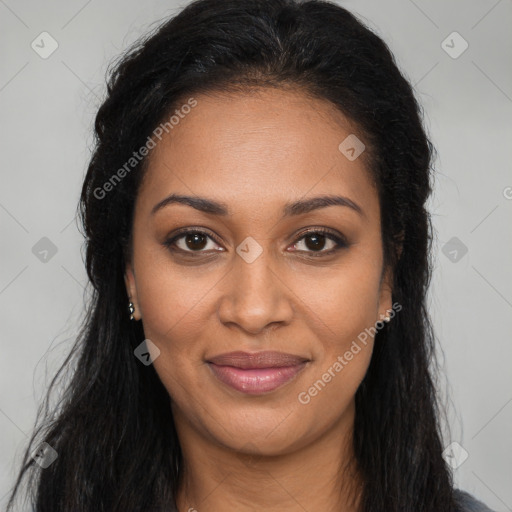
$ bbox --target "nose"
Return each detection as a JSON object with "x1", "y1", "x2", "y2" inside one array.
[{"x1": 217, "y1": 245, "x2": 294, "y2": 335}]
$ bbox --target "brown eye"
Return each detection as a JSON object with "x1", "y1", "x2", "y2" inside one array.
[
  {"x1": 182, "y1": 232, "x2": 208, "y2": 251},
  {"x1": 164, "y1": 229, "x2": 223, "y2": 254},
  {"x1": 303, "y1": 233, "x2": 330, "y2": 251},
  {"x1": 289, "y1": 229, "x2": 347, "y2": 257}
]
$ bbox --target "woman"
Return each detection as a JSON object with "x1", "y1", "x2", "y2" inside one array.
[{"x1": 7, "y1": 0, "x2": 495, "y2": 510}]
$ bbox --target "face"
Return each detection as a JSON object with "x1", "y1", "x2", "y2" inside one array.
[{"x1": 124, "y1": 87, "x2": 393, "y2": 456}]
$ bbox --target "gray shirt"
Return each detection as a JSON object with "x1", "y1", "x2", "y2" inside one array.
[{"x1": 454, "y1": 489, "x2": 496, "y2": 512}]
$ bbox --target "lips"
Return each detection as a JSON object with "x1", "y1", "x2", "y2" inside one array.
[
  {"x1": 206, "y1": 351, "x2": 309, "y2": 394},
  {"x1": 207, "y1": 350, "x2": 309, "y2": 368}
]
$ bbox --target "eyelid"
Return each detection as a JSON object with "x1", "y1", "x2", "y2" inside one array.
[
  {"x1": 287, "y1": 227, "x2": 348, "y2": 257},
  {"x1": 164, "y1": 227, "x2": 224, "y2": 251},
  {"x1": 293, "y1": 227, "x2": 348, "y2": 246}
]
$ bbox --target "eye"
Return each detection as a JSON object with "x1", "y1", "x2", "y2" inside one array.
[
  {"x1": 164, "y1": 229, "x2": 223, "y2": 254},
  {"x1": 288, "y1": 228, "x2": 348, "y2": 257}
]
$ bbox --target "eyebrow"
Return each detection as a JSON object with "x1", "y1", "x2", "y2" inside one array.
[{"x1": 151, "y1": 193, "x2": 365, "y2": 219}]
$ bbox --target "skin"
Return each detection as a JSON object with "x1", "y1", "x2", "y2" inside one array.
[{"x1": 124, "y1": 87, "x2": 394, "y2": 512}]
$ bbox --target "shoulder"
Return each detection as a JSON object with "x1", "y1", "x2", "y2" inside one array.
[{"x1": 454, "y1": 489, "x2": 496, "y2": 512}]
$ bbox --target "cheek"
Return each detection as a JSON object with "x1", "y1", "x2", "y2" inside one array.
[
  {"x1": 295, "y1": 268, "x2": 380, "y2": 416},
  {"x1": 291, "y1": 253, "x2": 382, "y2": 402},
  {"x1": 131, "y1": 251, "x2": 219, "y2": 398},
  {"x1": 293, "y1": 256, "x2": 383, "y2": 347},
  {"x1": 138, "y1": 278, "x2": 208, "y2": 409},
  {"x1": 295, "y1": 344, "x2": 372, "y2": 439},
  {"x1": 133, "y1": 243, "x2": 218, "y2": 344}
]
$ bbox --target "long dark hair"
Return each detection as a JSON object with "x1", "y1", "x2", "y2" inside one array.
[{"x1": 7, "y1": 0, "x2": 457, "y2": 510}]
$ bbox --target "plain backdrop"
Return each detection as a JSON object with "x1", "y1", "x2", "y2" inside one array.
[{"x1": 1, "y1": 0, "x2": 511, "y2": 510}]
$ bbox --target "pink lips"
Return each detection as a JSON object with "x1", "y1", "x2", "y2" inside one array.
[{"x1": 206, "y1": 351, "x2": 309, "y2": 395}]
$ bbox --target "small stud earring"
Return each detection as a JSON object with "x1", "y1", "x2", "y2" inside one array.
[
  {"x1": 383, "y1": 310, "x2": 391, "y2": 323},
  {"x1": 128, "y1": 301, "x2": 135, "y2": 321}
]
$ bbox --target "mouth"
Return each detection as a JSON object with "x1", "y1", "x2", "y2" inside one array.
[{"x1": 206, "y1": 351, "x2": 310, "y2": 395}]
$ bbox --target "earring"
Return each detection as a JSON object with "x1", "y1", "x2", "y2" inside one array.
[
  {"x1": 128, "y1": 301, "x2": 135, "y2": 321},
  {"x1": 383, "y1": 310, "x2": 391, "y2": 323}
]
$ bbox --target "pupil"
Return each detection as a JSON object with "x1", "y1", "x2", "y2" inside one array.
[
  {"x1": 305, "y1": 233, "x2": 325, "y2": 251},
  {"x1": 186, "y1": 233, "x2": 207, "y2": 250}
]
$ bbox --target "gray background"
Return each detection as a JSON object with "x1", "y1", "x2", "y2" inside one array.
[{"x1": 1, "y1": 0, "x2": 511, "y2": 510}]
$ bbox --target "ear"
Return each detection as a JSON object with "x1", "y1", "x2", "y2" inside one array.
[
  {"x1": 377, "y1": 264, "x2": 394, "y2": 323},
  {"x1": 124, "y1": 262, "x2": 142, "y2": 321}
]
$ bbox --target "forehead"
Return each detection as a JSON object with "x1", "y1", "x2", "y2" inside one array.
[{"x1": 137, "y1": 87, "x2": 379, "y2": 221}]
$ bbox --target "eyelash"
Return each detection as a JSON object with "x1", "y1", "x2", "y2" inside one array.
[{"x1": 163, "y1": 227, "x2": 348, "y2": 258}]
